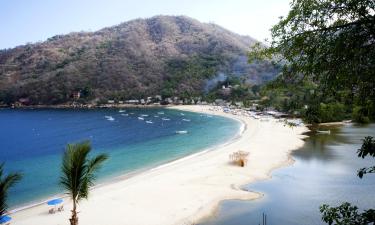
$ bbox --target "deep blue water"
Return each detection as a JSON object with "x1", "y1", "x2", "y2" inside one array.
[
  {"x1": 0, "y1": 108, "x2": 240, "y2": 209},
  {"x1": 200, "y1": 124, "x2": 375, "y2": 225}
]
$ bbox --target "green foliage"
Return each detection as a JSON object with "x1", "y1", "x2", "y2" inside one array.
[
  {"x1": 248, "y1": 1, "x2": 375, "y2": 223},
  {"x1": 318, "y1": 103, "x2": 346, "y2": 123},
  {"x1": 206, "y1": 75, "x2": 259, "y2": 103},
  {"x1": 163, "y1": 54, "x2": 223, "y2": 97},
  {"x1": 320, "y1": 202, "x2": 375, "y2": 225},
  {"x1": 60, "y1": 141, "x2": 108, "y2": 225},
  {"x1": 303, "y1": 103, "x2": 321, "y2": 124},
  {"x1": 60, "y1": 141, "x2": 108, "y2": 201},
  {"x1": 320, "y1": 136, "x2": 375, "y2": 224},
  {"x1": 0, "y1": 163, "x2": 23, "y2": 217},
  {"x1": 0, "y1": 89, "x2": 16, "y2": 105},
  {"x1": 357, "y1": 136, "x2": 375, "y2": 178},
  {"x1": 249, "y1": 0, "x2": 375, "y2": 123},
  {"x1": 352, "y1": 106, "x2": 370, "y2": 124}
]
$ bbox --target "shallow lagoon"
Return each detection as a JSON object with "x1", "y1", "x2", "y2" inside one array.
[{"x1": 200, "y1": 124, "x2": 375, "y2": 225}]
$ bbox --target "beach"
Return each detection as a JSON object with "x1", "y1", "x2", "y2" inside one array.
[{"x1": 11, "y1": 105, "x2": 308, "y2": 225}]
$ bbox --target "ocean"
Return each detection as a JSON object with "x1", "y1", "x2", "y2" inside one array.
[{"x1": 0, "y1": 108, "x2": 241, "y2": 209}]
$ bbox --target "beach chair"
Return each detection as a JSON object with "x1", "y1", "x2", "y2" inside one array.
[
  {"x1": 58, "y1": 205, "x2": 64, "y2": 212},
  {"x1": 49, "y1": 208, "x2": 56, "y2": 214}
]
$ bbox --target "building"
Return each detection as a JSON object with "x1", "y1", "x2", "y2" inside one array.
[
  {"x1": 125, "y1": 100, "x2": 139, "y2": 104},
  {"x1": 18, "y1": 98, "x2": 31, "y2": 105},
  {"x1": 72, "y1": 91, "x2": 81, "y2": 100}
]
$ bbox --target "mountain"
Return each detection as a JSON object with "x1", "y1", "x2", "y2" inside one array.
[{"x1": 0, "y1": 15, "x2": 279, "y2": 105}]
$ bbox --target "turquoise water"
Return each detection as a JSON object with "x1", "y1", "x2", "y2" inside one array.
[
  {"x1": 0, "y1": 108, "x2": 241, "y2": 209},
  {"x1": 200, "y1": 124, "x2": 375, "y2": 225}
]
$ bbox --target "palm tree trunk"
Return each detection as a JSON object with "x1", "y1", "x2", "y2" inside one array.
[{"x1": 70, "y1": 200, "x2": 78, "y2": 225}]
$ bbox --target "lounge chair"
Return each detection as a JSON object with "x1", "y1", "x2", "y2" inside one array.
[{"x1": 58, "y1": 205, "x2": 64, "y2": 212}]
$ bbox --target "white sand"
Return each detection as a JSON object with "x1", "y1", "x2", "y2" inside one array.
[{"x1": 11, "y1": 105, "x2": 308, "y2": 225}]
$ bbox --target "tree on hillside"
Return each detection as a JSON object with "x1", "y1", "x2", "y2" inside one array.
[
  {"x1": 0, "y1": 163, "x2": 22, "y2": 218},
  {"x1": 249, "y1": 0, "x2": 375, "y2": 122},
  {"x1": 60, "y1": 141, "x2": 108, "y2": 225}
]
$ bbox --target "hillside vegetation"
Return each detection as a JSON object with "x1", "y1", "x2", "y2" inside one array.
[{"x1": 0, "y1": 16, "x2": 278, "y2": 105}]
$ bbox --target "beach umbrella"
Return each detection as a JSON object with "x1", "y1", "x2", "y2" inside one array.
[
  {"x1": 47, "y1": 198, "x2": 63, "y2": 206},
  {"x1": 0, "y1": 215, "x2": 11, "y2": 224}
]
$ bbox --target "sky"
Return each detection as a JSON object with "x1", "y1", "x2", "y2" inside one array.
[{"x1": 0, "y1": 0, "x2": 291, "y2": 49}]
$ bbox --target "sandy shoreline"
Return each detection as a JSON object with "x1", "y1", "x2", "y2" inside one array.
[{"x1": 11, "y1": 105, "x2": 309, "y2": 225}]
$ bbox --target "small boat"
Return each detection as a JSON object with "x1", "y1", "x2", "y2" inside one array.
[
  {"x1": 154, "y1": 115, "x2": 159, "y2": 118},
  {"x1": 146, "y1": 120, "x2": 153, "y2": 124},
  {"x1": 158, "y1": 112, "x2": 165, "y2": 115},
  {"x1": 105, "y1": 116, "x2": 115, "y2": 121},
  {"x1": 120, "y1": 113, "x2": 129, "y2": 116},
  {"x1": 118, "y1": 110, "x2": 126, "y2": 113},
  {"x1": 180, "y1": 113, "x2": 185, "y2": 116},
  {"x1": 182, "y1": 119, "x2": 191, "y2": 122},
  {"x1": 138, "y1": 117, "x2": 145, "y2": 120},
  {"x1": 317, "y1": 130, "x2": 331, "y2": 134},
  {"x1": 140, "y1": 114, "x2": 149, "y2": 117},
  {"x1": 162, "y1": 118, "x2": 170, "y2": 121},
  {"x1": 175, "y1": 130, "x2": 188, "y2": 134}
]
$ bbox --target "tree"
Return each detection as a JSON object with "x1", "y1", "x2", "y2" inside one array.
[
  {"x1": 248, "y1": 0, "x2": 375, "y2": 223},
  {"x1": 60, "y1": 141, "x2": 108, "y2": 225},
  {"x1": 357, "y1": 136, "x2": 375, "y2": 178},
  {"x1": 0, "y1": 163, "x2": 22, "y2": 217},
  {"x1": 320, "y1": 203, "x2": 375, "y2": 225},
  {"x1": 249, "y1": 0, "x2": 375, "y2": 121}
]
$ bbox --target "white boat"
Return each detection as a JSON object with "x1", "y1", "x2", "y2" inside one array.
[
  {"x1": 175, "y1": 130, "x2": 188, "y2": 134},
  {"x1": 154, "y1": 115, "x2": 159, "y2": 118},
  {"x1": 317, "y1": 130, "x2": 331, "y2": 134},
  {"x1": 118, "y1": 110, "x2": 126, "y2": 113},
  {"x1": 105, "y1": 116, "x2": 115, "y2": 121},
  {"x1": 120, "y1": 113, "x2": 129, "y2": 116},
  {"x1": 146, "y1": 120, "x2": 153, "y2": 124},
  {"x1": 138, "y1": 117, "x2": 145, "y2": 120},
  {"x1": 180, "y1": 113, "x2": 185, "y2": 116},
  {"x1": 140, "y1": 114, "x2": 149, "y2": 117},
  {"x1": 158, "y1": 112, "x2": 165, "y2": 115},
  {"x1": 182, "y1": 119, "x2": 191, "y2": 122},
  {"x1": 162, "y1": 118, "x2": 170, "y2": 121}
]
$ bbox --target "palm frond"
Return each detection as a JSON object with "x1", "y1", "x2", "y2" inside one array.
[
  {"x1": 0, "y1": 163, "x2": 23, "y2": 217},
  {"x1": 59, "y1": 141, "x2": 108, "y2": 202}
]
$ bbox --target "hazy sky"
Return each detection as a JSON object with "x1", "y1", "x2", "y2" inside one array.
[{"x1": 0, "y1": 0, "x2": 291, "y2": 49}]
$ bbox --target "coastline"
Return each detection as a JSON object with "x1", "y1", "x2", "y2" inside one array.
[
  {"x1": 8, "y1": 108, "x2": 244, "y2": 213},
  {"x1": 11, "y1": 105, "x2": 309, "y2": 225}
]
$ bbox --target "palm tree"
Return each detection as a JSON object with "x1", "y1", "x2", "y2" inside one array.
[
  {"x1": 60, "y1": 141, "x2": 108, "y2": 225},
  {"x1": 0, "y1": 163, "x2": 22, "y2": 218}
]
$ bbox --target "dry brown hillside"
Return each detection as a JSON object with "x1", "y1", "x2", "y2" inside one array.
[{"x1": 0, "y1": 15, "x2": 278, "y2": 105}]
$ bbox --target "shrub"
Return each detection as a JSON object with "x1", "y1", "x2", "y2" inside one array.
[{"x1": 352, "y1": 106, "x2": 370, "y2": 124}]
